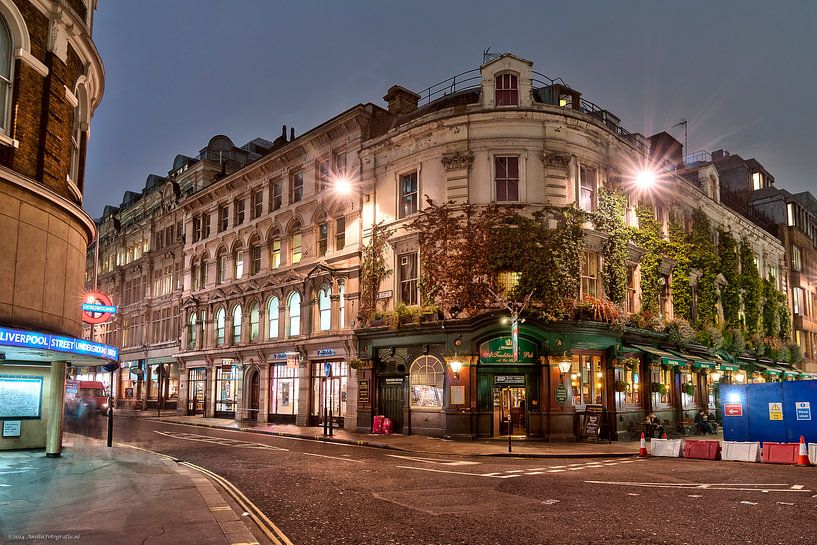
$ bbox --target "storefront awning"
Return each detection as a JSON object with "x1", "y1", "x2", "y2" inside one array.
[
  {"x1": 717, "y1": 362, "x2": 741, "y2": 371},
  {"x1": 748, "y1": 361, "x2": 782, "y2": 376},
  {"x1": 801, "y1": 373, "x2": 815, "y2": 380},
  {"x1": 668, "y1": 350, "x2": 717, "y2": 369},
  {"x1": 628, "y1": 344, "x2": 686, "y2": 366}
]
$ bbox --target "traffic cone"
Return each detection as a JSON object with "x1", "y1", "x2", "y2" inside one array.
[
  {"x1": 638, "y1": 432, "x2": 648, "y2": 457},
  {"x1": 796, "y1": 436, "x2": 812, "y2": 467}
]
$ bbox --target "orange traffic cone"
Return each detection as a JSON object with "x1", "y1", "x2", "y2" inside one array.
[
  {"x1": 796, "y1": 436, "x2": 812, "y2": 467},
  {"x1": 638, "y1": 432, "x2": 648, "y2": 457}
]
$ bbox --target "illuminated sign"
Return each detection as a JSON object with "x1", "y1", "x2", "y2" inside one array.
[
  {"x1": 0, "y1": 326, "x2": 118, "y2": 361},
  {"x1": 0, "y1": 375, "x2": 43, "y2": 419},
  {"x1": 316, "y1": 348, "x2": 336, "y2": 357},
  {"x1": 82, "y1": 292, "x2": 116, "y2": 325}
]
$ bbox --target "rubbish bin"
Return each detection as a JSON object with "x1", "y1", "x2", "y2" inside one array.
[
  {"x1": 383, "y1": 417, "x2": 394, "y2": 435},
  {"x1": 372, "y1": 415, "x2": 385, "y2": 434}
]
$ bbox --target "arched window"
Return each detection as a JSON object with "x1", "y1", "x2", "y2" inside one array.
[
  {"x1": 250, "y1": 235, "x2": 262, "y2": 275},
  {"x1": 318, "y1": 286, "x2": 331, "y2": 331},
  {"x1": 495, "y1": 73, "x2": 518, "y2": 106},
  {"x1": 409, "y1": 355, "x2": 444, "y2": 408},
  {"x1": 199, "y1": 255, "x2": 207, "y2": 288},
  {"x1": 232, "y1": 304, "x2": 242, "y2": 344},
  {"x1": 338, "y1": 280, "x2": 346, "y2": 329},
  {"x1": 249, "y1": 302, "x2": 260, "y2": 341},
  {"x1": 288, "y1": 292, "x2": 301, "y2": 337},
  {"x1": 190, "y1": 260, "x2": 198, "y2": 290},
  {"x1": 269, "y1": 230, "x2": 282, "y2": 269},
  {"x1": 0, "y1": 15, "x2": 12, "y2": 134},
  {"x1": 267, "y1": 296, "x2": 280, "y2": 339},
  {"x1": 290, "y1": 221, "x2": 302, "y2": 264},
  {"x1": 187, "y1": 313, "x2": 197, "y2": 348},
  {"x1": 234, "y1": 244, "x2": 244, "y2": 279},
  {"x1": 217, "y1": 247, "x2": 227, "y2": 284},
  {"x1": 215, "y1": 308, "x2": 226, "y2": 346},
  {"x1": 317, "y1": 213, "x2": 328, "y2": 257}
]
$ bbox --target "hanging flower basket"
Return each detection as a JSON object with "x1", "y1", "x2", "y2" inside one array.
[
  {"x1": 621, "y1": 356, "x2": 639, "y2": 370},
  {"x1": 682, "y1": 383, "x2": 695, "y2": 396},
  {"x1": 615, "y1": 380, "x2": 628, "y2": 393},
  {"x1": 659, "y1": 384, "x2": 669, "y2": 396}
]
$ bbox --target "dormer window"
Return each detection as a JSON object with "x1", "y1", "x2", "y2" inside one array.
[{"x1": 495, "y1": 73, "x2": 518, "y2": 106}]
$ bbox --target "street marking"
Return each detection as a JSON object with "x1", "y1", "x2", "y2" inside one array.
[
  {"x1": 153, "y1": 430, "x2": 288, "y2": 451},
  {"x1": 505, "y1": 469, "x2": 525, "y2": 473},
  {"x1": 527, "y1": 471, "x2": 544, "y2": 475},
  {"x1": 548, "y1": 469, "x2": 566, "y2": 473},
  {"x1": 740, "y1": 501, "x2": 758, "y2": 505},
  {"x1": 585, "y1": 481, "x2": 811, "y2": 493},
  {"x1": 548, "y1": 465, "x2": 567, "y2": 469},
  {"x1": 777, "y1": 502, "x2": 795, "y2": 506},
  {"x1": 627, "y1": 493, "x2": 640, "y2": 496},
  {"x1": 688, "y1": 495, "x2": 703, "y2": 498},
  {"x1": 541, "y1": 499, "x2": 560, "y2": 505},
  {"x1": 302, "y1": 452, "x2": 362, "y2": 463},
  {"x1": 386, "y1": 454, "x2": 479, "y2": 466},
  {"x1": 395, "y1": 466, "x2": 520, "y2": 479}
]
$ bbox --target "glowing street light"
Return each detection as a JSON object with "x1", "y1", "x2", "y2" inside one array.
[
  {"x1": 334, "y1": 177, "x2": 352, "y2": 195},
  {"x1": 635, "y1": 170, "x2": 657, "y2": 189}
]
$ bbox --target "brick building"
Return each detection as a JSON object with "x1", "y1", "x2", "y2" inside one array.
[{"x1": 0, "y1": 0, "x2": 115, "y2": 454}]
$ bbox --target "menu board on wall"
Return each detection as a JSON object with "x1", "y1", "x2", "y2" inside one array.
[{"x1": 0, "y1": 375, "x2": 44, "y2": 419}]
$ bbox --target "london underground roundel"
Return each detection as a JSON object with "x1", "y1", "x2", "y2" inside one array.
[{"x1": 82, "y1": 291, "x2": 116, "y2": 325}]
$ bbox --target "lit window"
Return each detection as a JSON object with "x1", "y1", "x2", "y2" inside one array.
[
  {"x1": 495, "y1": 73, "x2": 518, "y2": 106},
  {"x1": 787, "y1": 203, "x2": 795, "y2": 227},
  {"x1": 232, "y1": 305, "x2": 242, "y2": 344},
  {"x1": 752, "y1": 171, "x2": 763, "y2": 190},
  {"x1": 793, "y1": 287, "x2": 804, "y2": 316},
  {"x1": 234, "y1": 249, "x2": 244, "y2": 279},
  {"x1": 399, "y1": 252, "x2": 419, "y2": 305},
  {"x1": 319, "y1": 287, "x2": 331, "y2": 331},
  {"x1": 288, "y1": 292, "x2": 301, "y2": 337},
  {"x1": 318, "y1": 218, "x2": 328, "y2": 256},
  {"x1": 187, "y1": 313, "x2": 197, "y2": 349},
  {"x1": 270, "y1": 238, "x2": 281, "y2": 269},
  {"x1": 290, "y1": 223, "x2": 302, "y2": 264},
  {"x1": 399, "y1": 172, "x2": 418, "y2": 217},
  {"x1": 409, "y1": 355, "x2": 444, "y2": 408},
  {"x1": 267, "y1": 296, "x2": 280, "y2": 339},
  {"x1": 569, "y1": 355, "x2": 605, "y2": 406},
  {"x1": 497, "y1": 271, "x2": 520, "y2": 296},
  {"x1": 495, "y1": 157, "x2": 519, "y2": 202},
  {"x1": 792, "y1": 245, "x2": 802, "y2": 272}
]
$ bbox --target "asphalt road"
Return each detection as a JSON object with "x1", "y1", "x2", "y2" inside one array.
[{"x1": 71, "y1": 416, "x2": 817, "y2": 545}]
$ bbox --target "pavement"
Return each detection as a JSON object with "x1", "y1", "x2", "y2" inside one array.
[
  {"x1": 0, "y1": 433, "x2": 266, "y2": 545},
  {"x1": 137, "y1": 412, "x2": 682, "y2": 458}
]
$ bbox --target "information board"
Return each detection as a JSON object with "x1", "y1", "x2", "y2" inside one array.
[
  {"x1": 769, "y1": 402, "x2": 784, "y2": 421},
  {"x1": 2, "y1": 420, "x2": 21, "y2": 437},
  {"x1": 450, "y1": 385, "x2": 465, "y2": 405},
  {"x1": 796, "y1": 401, "x2": 811, "y2": 421},
  {"x1": 582, "y1": 404, "x2": 604, "y2": 439},
  {"x1": 0, "y1": 375, "x2": 43, "y2": 419},
  {"x1": 358, "y1": 380, "x2": 369, "y2": 403}
]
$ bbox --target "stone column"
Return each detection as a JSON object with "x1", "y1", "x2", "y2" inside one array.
[
  {"x1": 296, "y1": 360, "x2": 310, "y2": 427},
  {"x1": 258, "y1": 364, "x2": 271, "y2": 423},
  {"x1": 46, "y1": 362, "x2": 67, "y2": 457},
  {"x1": 205, "y1": 365, "x2": 216, "y2": 418}
]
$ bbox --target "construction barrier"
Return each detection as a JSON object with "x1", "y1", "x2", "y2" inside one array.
[
  {"x1": 761, "y1": 442, "x2": 799, "y2": 464},
  {"x1": 721, "y1": 441, "x2": 761, "y2": 463},
  {"x1": 810, "y1": 443, "x2": 817, "y2": 466},
  {"x1": 649, "y1": 438, "x2": 683, "y2": 457},
  {"x1": 683, "y1": 439, "x2": 721, "y2": 460}
]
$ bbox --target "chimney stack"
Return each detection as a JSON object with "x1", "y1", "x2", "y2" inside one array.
[
  {"x1": 290, "y1": 127, "x2": 295, "y2": 141},
  {"x1": 383, "y1": 85, "x2": 420, "y2": 116}
]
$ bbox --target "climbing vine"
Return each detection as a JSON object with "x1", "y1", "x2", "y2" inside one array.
[
  {"x1": 687, "y1": 209, "x2": 719, "y2": 327},
  {"x1": 595, "y1": 188, "x2": 629, "y2": 305},
  {"x1": 632, "y1": 204, "x2": 663, "y2": 314},
  {"x1": 739, "y1": 237, "x2": 762, "y2": 335},
  {"x1": 718, "y1": 229, "x2": 741, "y2": 327},
  {"x1": 359, "y1": 222, "x2": 392, "y2": 321}
]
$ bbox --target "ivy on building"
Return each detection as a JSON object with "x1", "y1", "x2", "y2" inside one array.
[
  {"x1": 739, "y1": 237, "x2": 763, "y2": 335},
  {"x1": 632, "y1": 204, "x2": 663, "y2": 315},
  {"x1": 359, "y1": 222, "x2": 392, "y2": 322},
  {"x1": 718, "y1": 229, "x2": 741, "y2": 327},
  {"x1": 595, "y1": 188, "x2": 629, "y2": 305}
]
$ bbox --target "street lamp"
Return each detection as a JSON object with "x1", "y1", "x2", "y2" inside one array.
[
  {"x1": 558, "y1": 358, "x2": 572, "y2": 380},
  {"x1": 334, "y1": 176, "x2": 352, "y2": 195},
  {"x1": 449, "y1": 359, "x2": 463, "y2": 381}
]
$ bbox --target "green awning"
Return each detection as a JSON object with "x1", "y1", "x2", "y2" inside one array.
[
  {"x1": 783, "y1": 370, "x2": 799, "y2": 377},
  {"x1": 749, "y1": 361, "x2": 782, "y2": 375},
  {"x1": 718, "y1": 363, "x2": 740, "y2": 371},
  {"x1": 668, "y1": 350, "x2": 717, "y2": 369},
  {"x1": 801, "y1": 373, "x2": 815, "y2": 380},
  {"x1": 629, "y1": 344, "x2": 685, "y2": 366}
]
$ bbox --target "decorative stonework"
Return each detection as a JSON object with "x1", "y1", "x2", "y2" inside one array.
[
  {"x1": 543, "y1": 152, "x2": 572, "y2": 168},
  {"x1": 441, "y1": 151, "x2": 473, "y2": 171}
]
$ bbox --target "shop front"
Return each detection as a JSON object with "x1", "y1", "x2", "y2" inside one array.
[
  {"x1": 268, "y1": 353, "x2": 299, "y2": 423},
  {"x1": 214, "y1": 362, "x2": 240, "y2": 417},
  {"x1": 310, "y1": 359, "x2": 348, "y2": 428},
  {"x1": 187, "y1": 367, "x2": 206, "y2": 415}
]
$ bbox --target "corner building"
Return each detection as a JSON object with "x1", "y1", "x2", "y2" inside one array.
[{"x1": 0, "y1": 0, "x2": 115, "y2": 453}]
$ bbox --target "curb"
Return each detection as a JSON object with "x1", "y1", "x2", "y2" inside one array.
[{"x1": 141, "y1": 417, "x2": 637, "y2": 459}]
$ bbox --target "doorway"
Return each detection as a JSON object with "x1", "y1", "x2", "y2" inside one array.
[
  {"x1": 494, "y1": 387, "x2": 526, "y2": 436},
  {"x1": 380, "y1": 378, "x2": 405, "y2": 433},
  {"x1": 247, "y1": 368, "x2": 259, "y2": 421},
  {"x1": 188, "y1": 368, "x2": 206, "y2": 415}
]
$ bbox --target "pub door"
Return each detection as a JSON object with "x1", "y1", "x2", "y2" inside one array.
[
  {"x1": 494, "y1": 387, "x2": 526, "y2": 436},
  {"x1": 379, "y1": 378, "x2": 405, "y2": 433},
  {"x1": 248, "y1": 370, "x2": 260, "y2": 421}
]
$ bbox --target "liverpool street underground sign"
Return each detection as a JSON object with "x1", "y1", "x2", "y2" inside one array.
[{"x1": 82, "y1": 292, "x2": 117, "y2": 325}]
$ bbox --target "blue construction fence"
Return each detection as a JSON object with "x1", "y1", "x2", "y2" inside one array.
[{"x1": 720, "y1": 380, "x2": 817, "y2": 444}]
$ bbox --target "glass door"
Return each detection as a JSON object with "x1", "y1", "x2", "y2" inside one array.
[{"x1": 497, "y1": 387, "x2": 526, "y2": 436}]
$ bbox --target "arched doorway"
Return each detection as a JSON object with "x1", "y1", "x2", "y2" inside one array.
[{"x1": 244, "y1": 366, "x2": 260, "y2": 421}]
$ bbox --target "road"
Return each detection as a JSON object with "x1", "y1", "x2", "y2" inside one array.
[{"x1": 71, "y1": 416, "x2": 817, "y2": 545}]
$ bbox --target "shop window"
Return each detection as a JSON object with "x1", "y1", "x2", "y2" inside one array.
[
  {"x1": 570, "y1": 354, "x2": 604, "y2": 407},
  {"x1": 215, "y1": 365, "x2": 239, "y2": 415},
  {"x1": 271, "y1": 365, "x2": 299, "y2": 415},
  {"x1": 658, "y1": 366, "x2": 673, "y2": 404},
  {"x1": 409, "y1": 355, "x2": 444, "y2": 408},
  {"x1": 680, "y1": 369, "x2": 695, "y2": 409},
  {"x1": 580, "y1": 252, "x2": 599, "y2": 298},
  {"x1": 249, "y1": 302, "x2": 260, "y2": 342},
  {"x1": 288, "y1": 292, "x2": 301, "y2": 337},
  {"x1": 494, "y1": 156, "x2": 519, "y2": 202},
  {"x1": 616, "y1": 364, "x2": 639, "y2": 408},
  {"x1": 267, "y1": 296, "x2": 280, "y2": 339},
  {"x1": 311, "y1": 360, "x2": 348, "y2": 418},
  {"x1": 318, "y1": 286, "x2": 331, "y2": 331},
  {"x1": 215, "y1": 308, "x2": 226, "y2": 346},
  {"x1": 399, "y1": 171, "x2": 418, "y2": 217},
  {"x1": 399, "y1": 252, "x2": 419, "y2": 305},
  {"x1": 495, "y1": 73, "x2": 518, "y2": 106},
  {"x1": 232, "y1": 305, "x2": 242, "y2": 344}
]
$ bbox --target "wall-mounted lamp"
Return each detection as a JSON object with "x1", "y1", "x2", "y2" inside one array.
[
  {"x1": 710, "y1": 371, "x2": 721, "y2": 382},
  {"x1": 735, "y1": 372, "x2": 746, "y2": 384},
  {"x1": 558, "y1": 358, "x2": 572, "y2": 380},
  {"x1": 450, "y1": 359, "x2": 463, "y2": 380}
]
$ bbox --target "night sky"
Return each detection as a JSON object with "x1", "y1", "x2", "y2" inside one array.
[{"x1": 83, "y1": 0, "x2": 817, "y2": 219}]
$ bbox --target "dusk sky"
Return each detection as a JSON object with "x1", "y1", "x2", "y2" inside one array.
[{"x1": 84, "y1": 0, "x2": 817, "y2": 219}]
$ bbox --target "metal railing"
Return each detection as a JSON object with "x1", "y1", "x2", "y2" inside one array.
[
  {"x1": 720, "y1": 188, "x2": 779, "y2": 237},
  {"x1": 416, "y1": 69, "x2": 482, "y2": 106},
  {"x1": 684, "y1": 150, "x2": 712, "y2": 165}
]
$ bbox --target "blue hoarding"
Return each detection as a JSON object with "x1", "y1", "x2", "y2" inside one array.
[{"x1": 721, "y1": 381, "x2": 817, "y2": 444}]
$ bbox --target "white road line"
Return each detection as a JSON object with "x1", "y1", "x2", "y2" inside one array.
[
  {"x1": 527, "y1": 471, "x2": 544, "y2": 475},
  {"x1": 153, "y1": 430, "x2": 288, "y2": 451},
  {"x1": 777, "y1": 502, "x2": 795, "y2": 506},
  {"x1": 505, "y1": 469, "x2": 525, "y2": 473},
  {"x1": 302, "y1": 452, "x2": 362, "y2": 463},
  {"x1": 740, "y1": 501, "x2": 758, "y2": 505},
  {"x1": 395, "y1": 465, "x2": 516, "y2": 478},
  {"x1": 792, "y1": 485, "x2": 805, "y2": 490},
  {"x1": 585, "y1": 481, "x2": 811, "y2": 493},
  {"x1": 386, "y1": 454, "x2": 480, "y2": 466},
  {"x1": 548, "y1": 469, "x2": 567, "y2": 473},
  {"x1": 548, "y1": 465, "x2": 567, "y2": 469}
]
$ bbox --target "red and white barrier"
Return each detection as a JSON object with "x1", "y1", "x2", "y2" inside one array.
[
  {"x1": 649, "y1": 438, "x2": 683, "y2": 457},
  {"x1": 761, "y1": 442, "x2": 799, "y2": 465},
  {"x1": 721, "y1": 441, "x2": 761, "y2": 463}
]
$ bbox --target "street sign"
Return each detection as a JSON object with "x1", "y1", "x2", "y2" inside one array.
[
  {"x1": 582, "y1": 404, "x2": 604, "y2": 439},
  {"x1": 724, "y1": 403, "x2": 743, "y2": 417},
  {"x1": 796, "y1": 401, "x2": 811, "y2": 421},
  {"x1": 768, "y1": 402, "x2": 783, "y2": 421}
]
